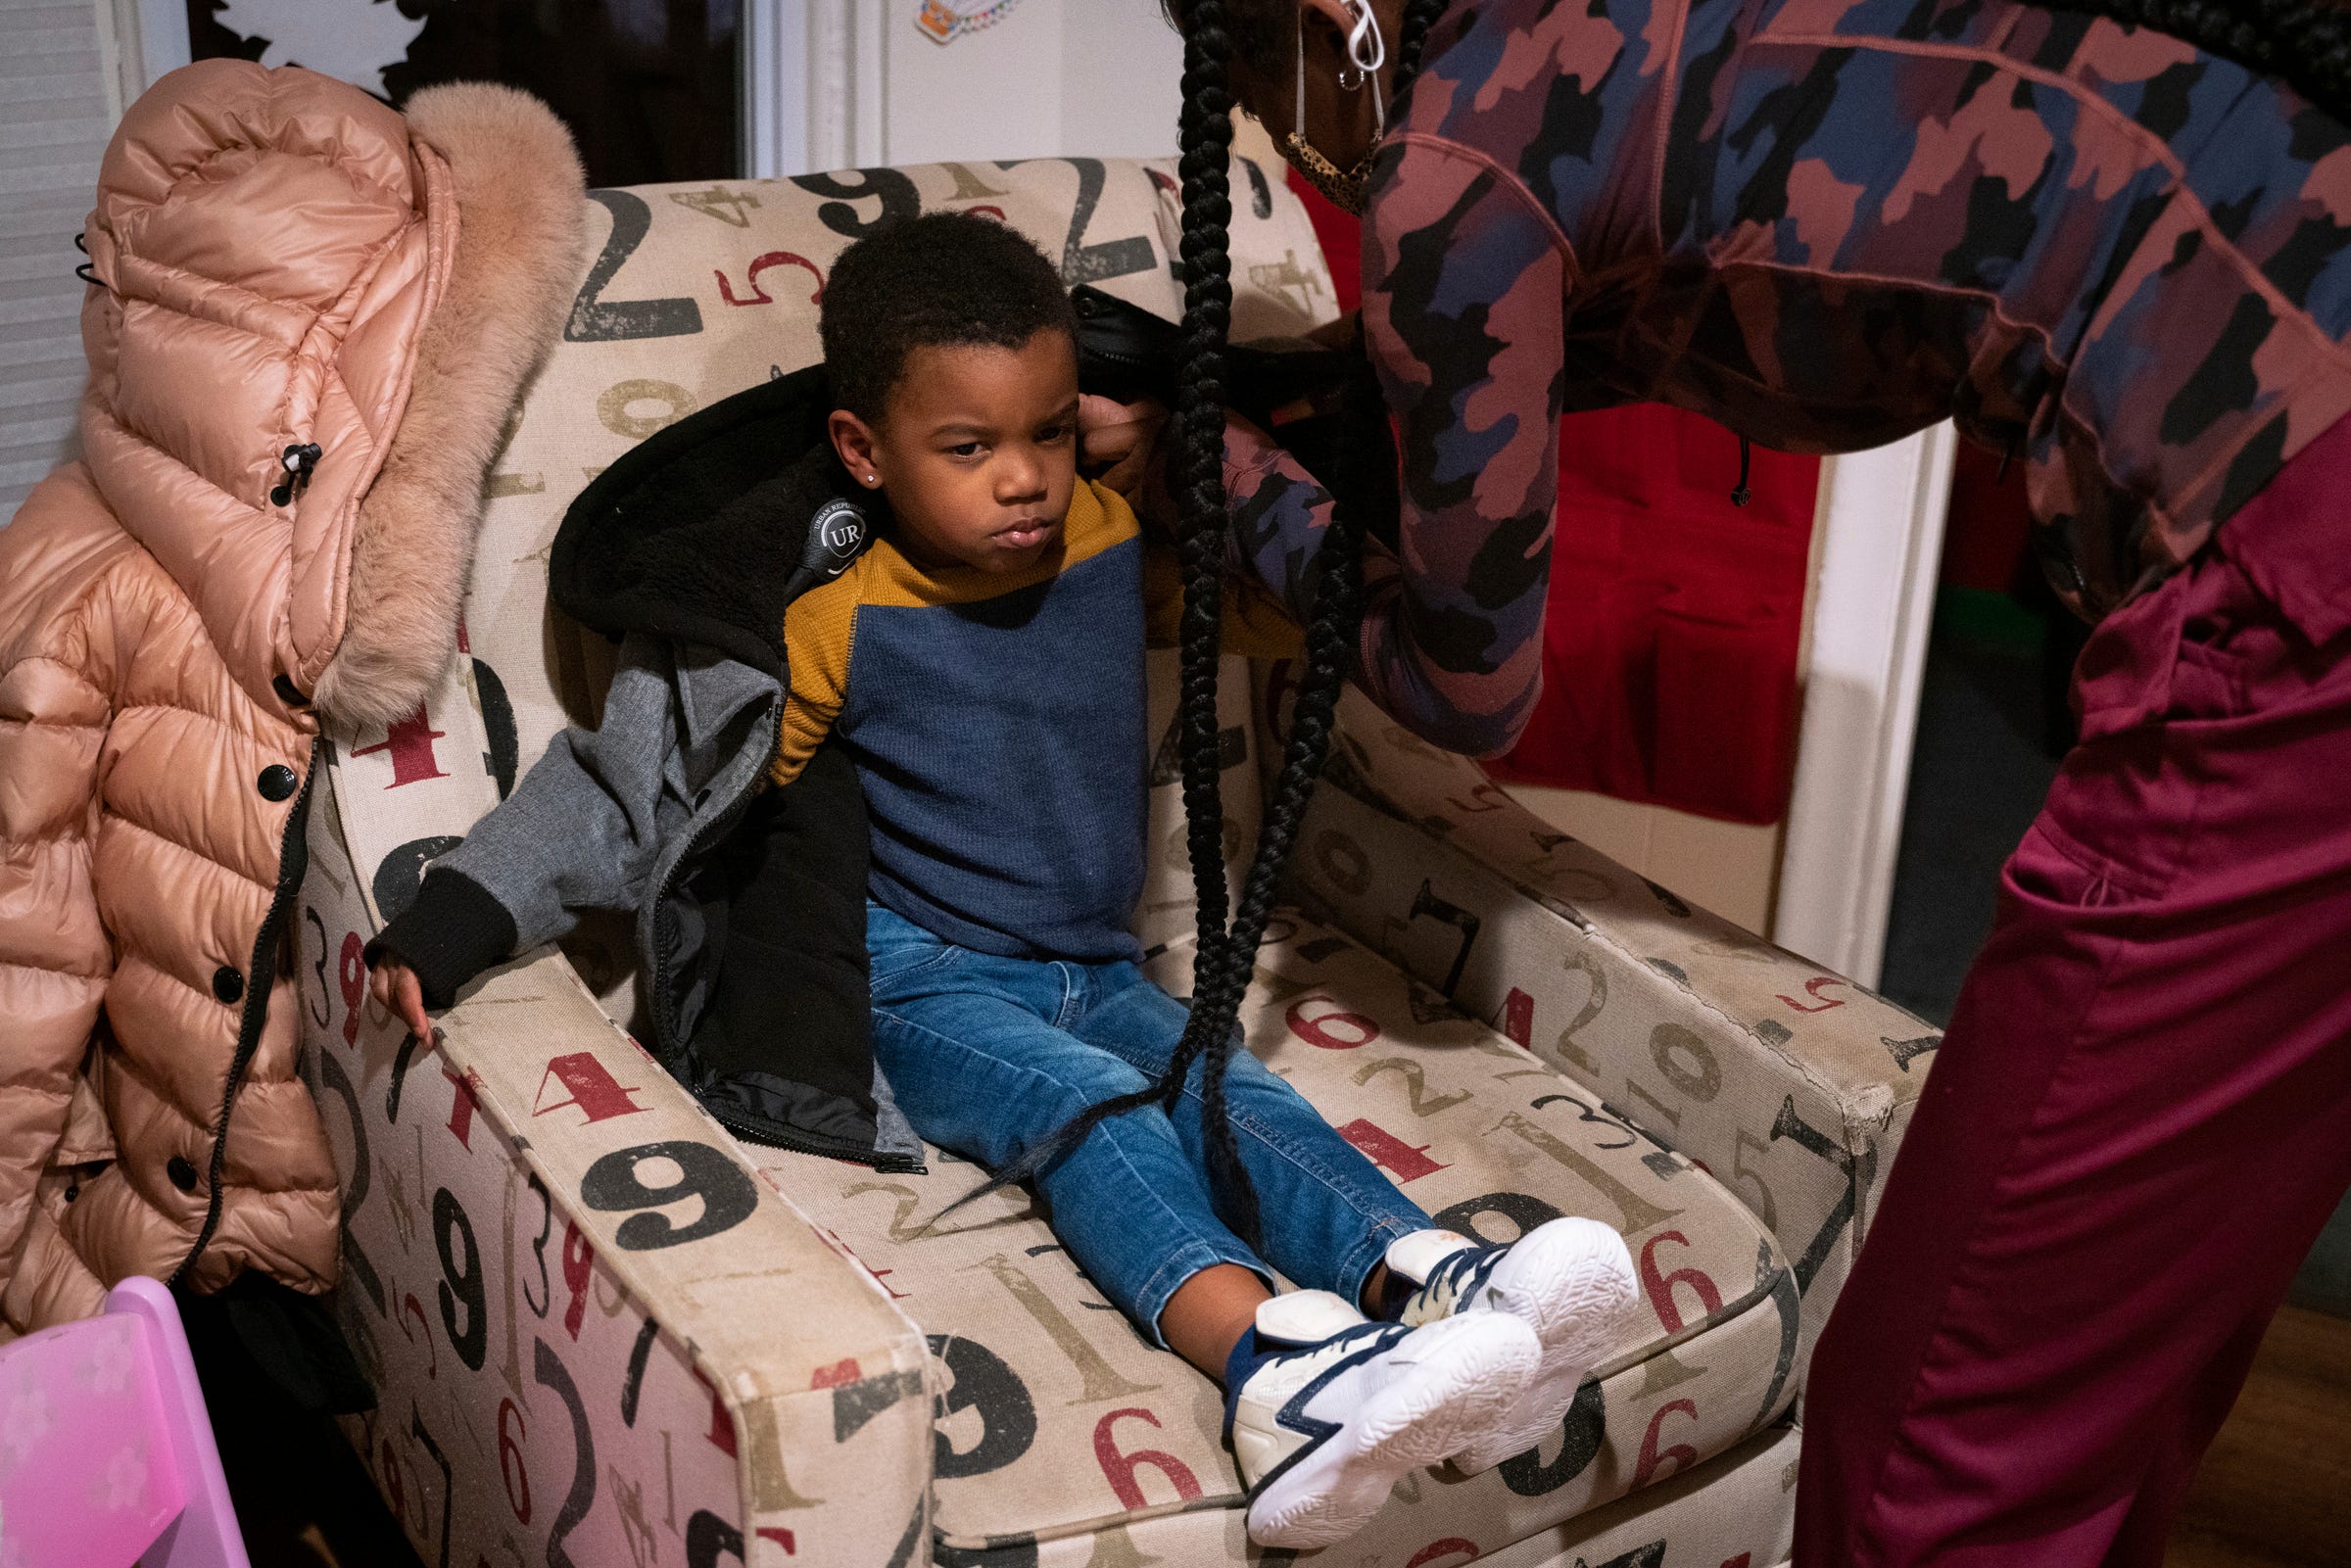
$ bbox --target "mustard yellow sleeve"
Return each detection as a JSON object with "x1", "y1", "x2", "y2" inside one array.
[
  {"x1": 768, "y1": 573, "x2": 859, "y2": 787},
  {"x1": 1144, "y1": 539, "x2": 1308, "y2": 660}
]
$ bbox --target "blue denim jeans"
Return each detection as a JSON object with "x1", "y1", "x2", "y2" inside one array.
[{"x1": 866, "y1": 902, "x2": 1432, "y2": 1346}]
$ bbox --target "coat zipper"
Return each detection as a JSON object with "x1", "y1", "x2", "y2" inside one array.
[
  {"x1": 696, "y1": 1098, "x2": 926, "y2": 1174},
  {"x1": 172, "y1": 736, "x2": 318, "y2": 1285},
  {"x1": 647, "y1": 699, "x2": 782, "y2": 1060},
  {"x1": 648, "y1": 696, "x2": 925, "y2": 1174},
  {"x1": 1084, "y1": 343, "x2": 1156, "y2": 377}
]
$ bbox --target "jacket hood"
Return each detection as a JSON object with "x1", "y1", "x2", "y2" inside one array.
[
  {"x1": 317, "y1": 80, "x2": 588, "y2": 726},
  {"x1": 550, "y1": 365, "x2": 874, "y2": 680},
  {"x1": 76, "y1": 62, "x2": 584, "y2": 728},
  {"x1": 548, "y1": 298, "x2": 1358, "y2": 681}
]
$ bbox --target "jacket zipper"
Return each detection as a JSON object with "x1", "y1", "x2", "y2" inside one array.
[
  {"x1": 172, "y1": 736, "x2": 319, "y2": 1285},
  {"x1": 1084, "y1": 344, "x2": 1156, "y2": 376},
  {"x1": 647, "y1": 699, "x2": 782, "y2": 1059},
  {"x1": 696, "y1": 1098, "x2": 926, "y2": 1174},
  {"x1": 648, "y1": 697, "x2": 926, "y2": 1175}
]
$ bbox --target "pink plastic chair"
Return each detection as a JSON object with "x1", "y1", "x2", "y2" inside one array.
[{"x1": 0, "y1": 1275, "x2": 248, "y2": 1568}]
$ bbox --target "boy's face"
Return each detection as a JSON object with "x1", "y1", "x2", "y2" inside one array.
[{"x1": 830, "y1": 330, "x2": 1080, "y2": 574}]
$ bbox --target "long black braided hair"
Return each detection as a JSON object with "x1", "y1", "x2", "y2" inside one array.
[
  {"x1": 951, "y1": 0, "x2": 2351, "y2": 1247},
  {"x1": 944, "y1": 0, "x2": 1449, "y2": 1247}
]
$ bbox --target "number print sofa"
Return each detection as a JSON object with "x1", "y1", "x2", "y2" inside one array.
[{"x1": 300, "y1": 153, "x2": 1941, "y2": 1568}]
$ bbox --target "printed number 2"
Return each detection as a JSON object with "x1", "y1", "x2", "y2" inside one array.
[
  {"x1": 314, "y1": 1051, "x2": 384, "y2": 1313},
  {"x1": 535, "y1": 1339, "x2": 597, "y2": 1568},
  {"x1": 568, "y1": 191, "x2": 703, "y2": 342},
  {"x1": 994, "y1": 159, "x2": 1155, "y2": 284}
]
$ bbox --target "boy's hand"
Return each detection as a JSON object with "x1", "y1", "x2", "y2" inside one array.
[
  {"x1": 367, "y1": 958, "x2": 433, "y2": 1042},
  {"x1": 1079, "y1": 394, "x2": 1169, "y2": 496}
]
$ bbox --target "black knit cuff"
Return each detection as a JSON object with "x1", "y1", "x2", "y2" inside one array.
[{"x1": 364, "y1": 870, "x2": 519, "y2": 1010}]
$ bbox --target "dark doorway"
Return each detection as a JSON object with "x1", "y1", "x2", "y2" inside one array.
[{"x1": 185, "y1": 0, "x2": 741, "y2": 186}]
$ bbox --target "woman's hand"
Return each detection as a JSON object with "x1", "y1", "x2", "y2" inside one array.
[
  {"x1": 1079, "y1": 394, "x2": 1170, "y2": 496},
  {"x1": 367, "y1": 957, "x2": 433, "y2": 1042}
]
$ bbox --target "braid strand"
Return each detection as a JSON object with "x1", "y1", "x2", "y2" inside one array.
[{"x1": 940, "y1": 0, "x2": 1453, "y2": 1247}]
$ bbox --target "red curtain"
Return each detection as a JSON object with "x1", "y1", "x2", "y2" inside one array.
[
  {"x1": 1940, "y1": 440, "x2": 2034, "y2": 594},
  {"x1": 1288, "y1": 170, "x2": 1820, "y2": 824}
]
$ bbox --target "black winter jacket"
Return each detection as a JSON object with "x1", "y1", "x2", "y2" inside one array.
[{"x1": 371, "y1": 367, "x2": 923, "y2": 1169}]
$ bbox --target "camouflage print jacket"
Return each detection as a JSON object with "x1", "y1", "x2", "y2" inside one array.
[{"x1": 1230, "y1": 0, "x2": 2351, "y2": 756}]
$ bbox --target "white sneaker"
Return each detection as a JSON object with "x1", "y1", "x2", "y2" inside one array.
[
  {"x1": 1228, "y1": 1289, "x2": 1538, "y2": 1548},
  {"x1": 1380, "y1": 1218, "x2": 1641, "y2": 1474}
]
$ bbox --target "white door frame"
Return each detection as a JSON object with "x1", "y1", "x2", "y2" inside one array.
[
  {"x1": 122, "y1": 0, "x2": 191, "y2": 85},
  {"x1": 1771, "y1": 423, "x2": 1958, "y2": 988},
  {"x1": 743, "y1": 0, "x2": 886, "y2": 178}
]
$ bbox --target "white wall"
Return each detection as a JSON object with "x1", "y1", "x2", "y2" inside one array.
[
  {"x1": 0, "y1": 0, "x2": 146, "y2": 519},
  {"x1": 890, "y1": 0, "x2": 1182, "y2": 165},
  {"x1": 747, "y1": 0, "x2": 1183, "y2": 176}
]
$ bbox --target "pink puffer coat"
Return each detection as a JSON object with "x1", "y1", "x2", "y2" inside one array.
[{"x1": 0, "y1": 62, "x2": 582, "y2": 1332}]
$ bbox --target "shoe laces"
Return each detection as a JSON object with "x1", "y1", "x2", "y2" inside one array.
[
  {"x1": 1408, "y1": 1243, "x2": 1504, "y2": 1323},
  {"x1": 1270, "y1": 1317, "x2": 1411, "y2": 1363}
]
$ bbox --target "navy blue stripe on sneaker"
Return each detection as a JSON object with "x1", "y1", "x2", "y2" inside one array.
[
  {"x1": 1235, "y1": 1322, "x2": 1413, "y2": 1500},
  {"x1": 1427, "y1": 1245, "x2": 1505, "y2": 1306}
]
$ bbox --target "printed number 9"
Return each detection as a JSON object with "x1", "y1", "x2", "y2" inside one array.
[
  {"x1": 580, "y1": 1142, "x2": 759, "y2": 1251},
  {"x1": 434, "y1": 1188, "x2": 488, "y2": 1371}
]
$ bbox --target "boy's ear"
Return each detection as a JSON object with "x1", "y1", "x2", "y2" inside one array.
[{"x1": 829, "y1": 409, "x2": 883, "y2": 490}]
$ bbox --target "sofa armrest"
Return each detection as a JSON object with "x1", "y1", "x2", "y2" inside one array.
[
  {"x1": 302, "y1": 732, "x2": 932, "y2": 1568},
  {"x1": 1281, "y1": 691, "x2": 1940, "y2": 1381}
]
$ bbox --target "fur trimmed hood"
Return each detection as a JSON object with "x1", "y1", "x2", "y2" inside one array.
[
  {"x1": 316, "y1": 81, "x2": 588, "y2": 726},
  {"x1": 72, "y1": 61, "x2": 584, "y2": 730}
]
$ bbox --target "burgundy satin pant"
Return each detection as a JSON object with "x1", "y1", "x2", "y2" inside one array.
[{"x1": 1795, "y1": 414, "x2": 2351, "y2": 1566}]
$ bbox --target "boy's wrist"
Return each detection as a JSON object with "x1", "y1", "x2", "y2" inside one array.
[{"x1": 364, "y1": 870, "x2": 519, "y2": 1010}]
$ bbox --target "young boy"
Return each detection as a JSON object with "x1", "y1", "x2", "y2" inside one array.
[{"x1": 368, "y1": 213, "x2": 1634, "y2": 1548}]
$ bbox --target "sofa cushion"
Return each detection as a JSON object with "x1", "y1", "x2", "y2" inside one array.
[
  {"x1": 745, "y1": 911, "x2": 1800, "y2": 1554},
  {"x1": 981, "y1": 1418, "x2": 1801, "y2": 1568},
  {"x1": 1282, "y1": 685, "x2": 1940, "y2": 1381}
]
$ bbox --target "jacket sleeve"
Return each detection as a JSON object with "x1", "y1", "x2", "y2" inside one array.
[
  {"x1": 0, "y1": 594, "x2": 115, "y2": 1315},
  {"x1": 1227, "y1": 137, "x2": 1567, "y2": 759},
  {"x1": 367, "y1": 631, "x2": 684, "y2": 1006}
]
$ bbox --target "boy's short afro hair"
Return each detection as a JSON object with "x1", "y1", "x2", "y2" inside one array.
[{"x1": 820, "y1": 211, "x2": 1077, "y2": 421}]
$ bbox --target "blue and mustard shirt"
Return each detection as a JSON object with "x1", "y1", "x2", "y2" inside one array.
[{"x1": 771, "y1": 479, "x2": 1299, "y2": 963}]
